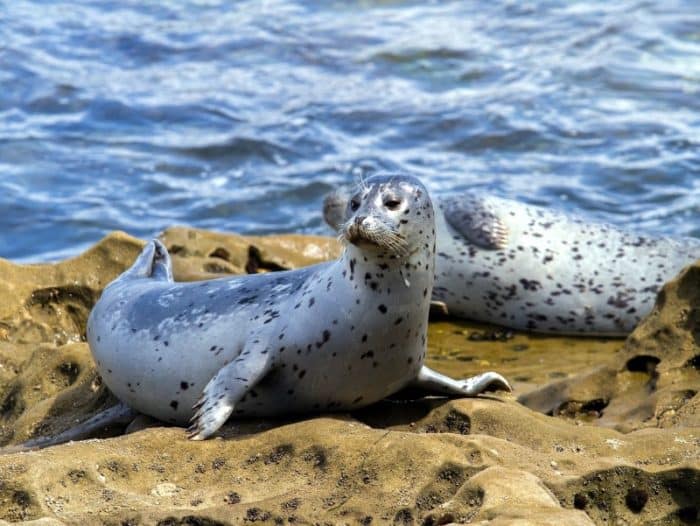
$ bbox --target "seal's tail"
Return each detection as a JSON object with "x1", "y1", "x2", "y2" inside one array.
[
  {"x1": 124, "y1": 239, "x2": 174, "y2": 282},
  {"x1": 0, "y1": 402, "x2": 138, "y2": 454}
]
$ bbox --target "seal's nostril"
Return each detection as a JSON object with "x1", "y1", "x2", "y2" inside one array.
[{"x1": 354, "y1": 215, "x2": 366, "y2": 226}]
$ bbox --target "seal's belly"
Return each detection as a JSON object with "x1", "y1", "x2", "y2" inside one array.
[
  {"x1": 90, "y1": 290, "x2": 427, "y2": 424},
  {"x1": 92, "y1": 328, "x2": 243, "y2": 424},
  {"x1": 235, "y1": 314, "x2": 426, "y2": 417},
  {"x1": 88, "y1": 288, "x2": 253, "y2": 423},
  {"x1": 98, "y1": 329, "x2": 423, "y2": 423},
  {"x1": 235, "y1": 344, "x2": 421, "y2": 417}
]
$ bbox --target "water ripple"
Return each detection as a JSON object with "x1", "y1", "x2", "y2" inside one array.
[{"x1": 1, "y1": 0, "x2": 698, "y2": 261}]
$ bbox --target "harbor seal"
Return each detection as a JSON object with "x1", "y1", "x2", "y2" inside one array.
[
  {"x1": 81, "y1": 174, "x2": 510, "y2": 442},
  {"x1": 324, "y1": 187, "x2": 700, "y2": 335}
]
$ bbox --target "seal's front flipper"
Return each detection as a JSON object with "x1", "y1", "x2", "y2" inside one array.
[
  {"x1": 187, "y1": 350, "x2": 274, "y2": 440},
  {"x1": 123, "y1": 239, "x2": 173, "y2": 281},
  {"x1": 411, "y1": 366, "x2": 511, "y2": 397},
  {"x1": 442, "y1": 195, "x2": 509, "y2": 250},
  {"x1": 0, "y1": 402, "x2": 138, "y2": 454}
]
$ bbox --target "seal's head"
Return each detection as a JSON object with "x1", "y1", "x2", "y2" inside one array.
[{"x1": 339, "y1": 174, "x2": 434, "y2": 260}]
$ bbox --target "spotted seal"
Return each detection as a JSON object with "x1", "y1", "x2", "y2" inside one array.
[
  {"x1": 76, "y1": 174, "x2": 510, "y2": 442},
  {"x1": 325, "y1": 187, "x2": 700, "y2": 335}
]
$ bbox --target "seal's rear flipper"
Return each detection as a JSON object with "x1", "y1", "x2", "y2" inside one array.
[
  {"x1": 123, "y1": 239, "x2": 173, "y2": 281},
  {"x1": 411, "y1": 366, "x2": 512, "y2": 397},
  {"x1": 150, "y1": 239, "x2": 174, "y2": 281},
  {"x1": 0, "y1": 402, "x2": 138, "y2": 454},
  {"x1": 187, "y1": 347, "x2": 274, "y2": 440}
]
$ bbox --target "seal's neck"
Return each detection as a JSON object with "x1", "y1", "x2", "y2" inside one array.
[{"x1": 340, "y1": 242, "x2": 435, "y2": 294}]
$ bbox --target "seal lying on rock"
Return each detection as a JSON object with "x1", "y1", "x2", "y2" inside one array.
[
  {"x1": 324, "y1": 187, "x2": 700, "y2": 335},
  {"x1": 16, "y1": 174, "x2": 507, "y2": 449}
]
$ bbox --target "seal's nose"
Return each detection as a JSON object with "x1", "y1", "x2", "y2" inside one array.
[{"x1": 354, "y1": 215, "x2": 366, "y2": 226}]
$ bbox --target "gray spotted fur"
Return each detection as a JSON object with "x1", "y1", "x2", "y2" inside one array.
[
  {"x1": 324, "y1": 188, "x2": 700, "y2": 335},
  {"x1": 84, "y1": 175, "x2": 510, "y2": 442}
]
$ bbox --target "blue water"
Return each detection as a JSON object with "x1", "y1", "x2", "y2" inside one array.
[{"x1": 2, "y1": 0, "x2": 699, "y2": 262}]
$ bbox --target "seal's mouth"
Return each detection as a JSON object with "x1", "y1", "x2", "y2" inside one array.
[
  {"x1": 340, "y1": 222, "x2": 409, "y2": 257},
  {"x1": 344, "y1": 224, "x2": 375, "y2": 247}
]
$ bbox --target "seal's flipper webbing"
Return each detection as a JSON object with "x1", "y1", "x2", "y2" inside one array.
[
  {"x1": 0, "y1": 402, "x2": 138, "y2": 454},
  {"x1": 187, "y1": 348, "x2": 274, "y2": 440},
  {"x1": 411, "y1": 366, "x2": 511, "y2": 396},
  {"x1": 442, "y1": 195, "x2": 509, "y2": 250}
]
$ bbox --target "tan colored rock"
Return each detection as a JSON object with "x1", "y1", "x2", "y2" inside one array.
[
  {"x1": 160, "y1": 226, "x2": 341, "y2": 280},
  {"x1": 0, "y1": 232, "x2": 143, "y2": 346},
  {"x1": 0, "y1": 399, "x2": 697, "y2": 524},
  {"x1": 464, "y1": 467, "x2": 594, "y2": 525}
]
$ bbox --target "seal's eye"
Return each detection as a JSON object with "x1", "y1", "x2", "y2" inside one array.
[
  {"x1": 350, "y1": 199, "x2": 360, "y2": 211},
  {"x1": 384, "y1": 199, "x2": 402, "y2": 211}
]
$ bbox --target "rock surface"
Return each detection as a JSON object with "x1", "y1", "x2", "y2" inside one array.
[{"x1": 0, "y1": 229, "x2": 697, "y2": 525}]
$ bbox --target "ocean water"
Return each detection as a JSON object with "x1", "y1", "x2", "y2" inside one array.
[{"x1": 1, "y1": 0, "x2": 699, "y2": 262}]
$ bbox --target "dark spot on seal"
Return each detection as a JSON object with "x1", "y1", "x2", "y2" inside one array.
[
  {"x1": 378, "y1": 304, "x2": 387, "y2": 314},
  {"x1": 519, "y1": 279, "x2": 542, "y2": 291},
  {"x1": 170, "y1": 400, "x2": 179, "y2": 410},
  {"x1": 180, "y1": 381, "x2": 189, "y2": 390}
]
